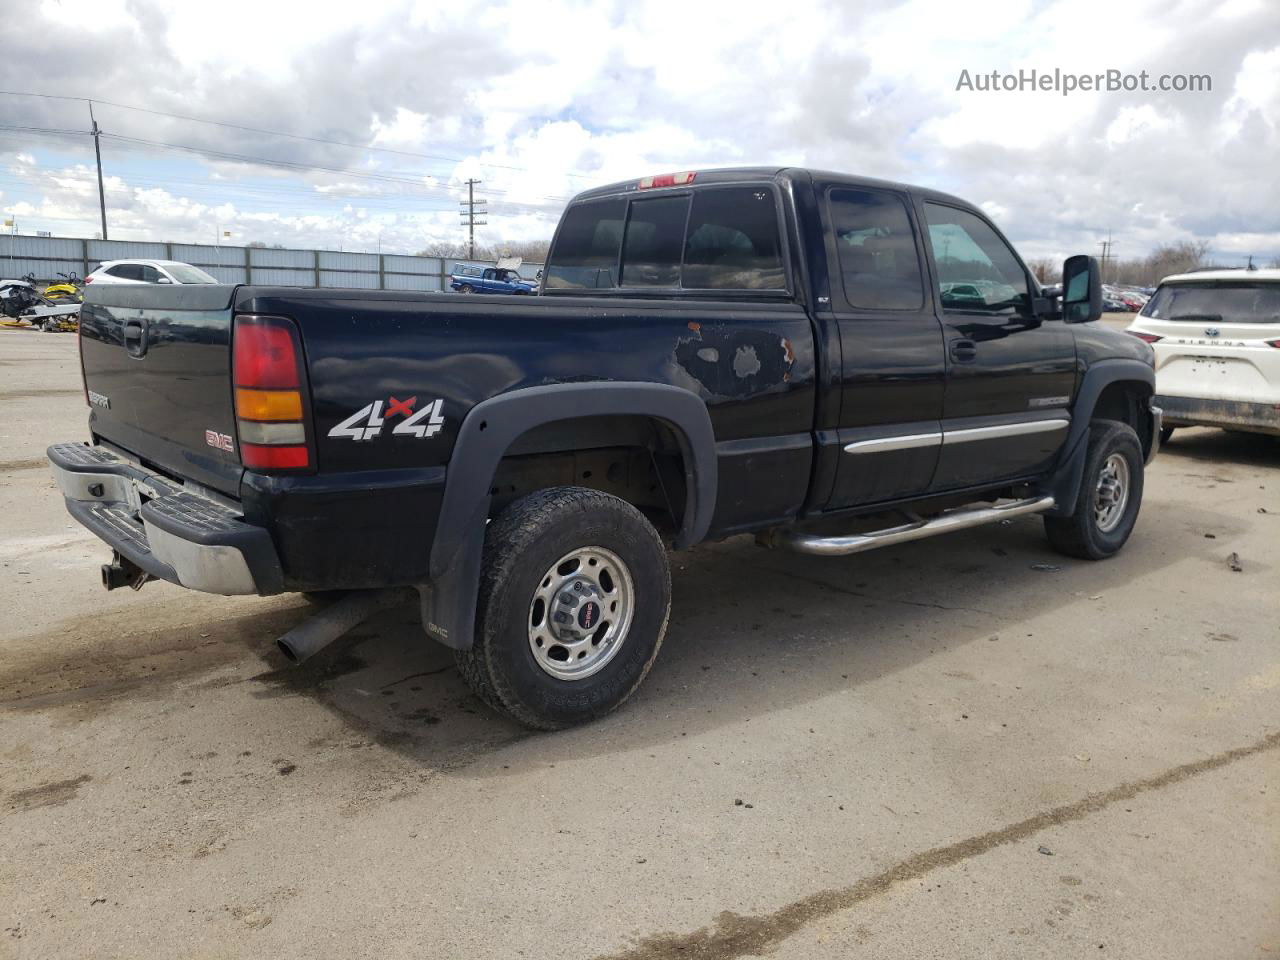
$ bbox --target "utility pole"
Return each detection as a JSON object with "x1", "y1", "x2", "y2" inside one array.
[
  {"x1": 459, "y1": 178, "x2": 486, "y2": 259},
  {"x1": 88, "y1": 101, "x2": 108, "y2": 240},
  {"x1": 1097, "y1": 231, "x2": 1113, "y2": 284}
]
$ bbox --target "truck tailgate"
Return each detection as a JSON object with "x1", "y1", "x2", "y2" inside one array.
[{"x1": 79, "y1": 284, "x2": 243, "y2": 498}]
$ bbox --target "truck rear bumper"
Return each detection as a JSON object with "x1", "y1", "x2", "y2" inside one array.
[
  {"x1": 47, "y1": 442, "x2": 284, "y2": 595},
  {"x1": 1155, "y1": 395, "x2": 1280, "y2": 436}
]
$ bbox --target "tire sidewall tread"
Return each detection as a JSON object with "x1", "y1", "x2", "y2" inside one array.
[{"x1": 458, "y1": 487, "x2": 671, "y2": 730}]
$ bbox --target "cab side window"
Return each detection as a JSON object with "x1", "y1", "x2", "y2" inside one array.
[
  {"x1": 924, "y1": 203, "x2": 1031, "y2": 315},
  {"x1": 683, "y1": 187, "x2": 785, "y2": 290},
  {"x1": 829, "y1": 189, "x2": 924, "y2": 310}
]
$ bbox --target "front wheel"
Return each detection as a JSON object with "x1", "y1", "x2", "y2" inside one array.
[
  {"x1": 1044, "y1": 420, "x2": 1144, "y2": 560},
  {"x1": 456, "y1": 487, "x2": 671, "y2": 730}
]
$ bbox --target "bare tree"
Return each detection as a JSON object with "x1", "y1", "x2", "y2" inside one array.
[{"x1": 1027, "y1": 257, "x2": 1056, "y2": 284}]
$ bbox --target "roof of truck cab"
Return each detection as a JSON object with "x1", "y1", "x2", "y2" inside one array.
[{"x1": 570, "y1": 166, "x2": 973, "y2": 208}]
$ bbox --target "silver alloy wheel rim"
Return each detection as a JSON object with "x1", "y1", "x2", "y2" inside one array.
[
  {"x1": 527, "y1": 546, "x2": 635, "y2": 681},
  {"x1": 1094, "y1": 452, "x2": 1131, "y2": 533}
]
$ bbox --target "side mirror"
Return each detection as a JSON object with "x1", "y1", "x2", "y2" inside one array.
[
  {"x1": 1061, "y1": 254, "x2": 1101, "y2": 323},
  {"x1": 156, "y1": 276, "x2": 173, "y2": 284}
]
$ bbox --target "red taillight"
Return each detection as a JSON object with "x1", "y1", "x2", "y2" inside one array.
[
  {"x1": 1267, "y1": 339, "x2": 1280, "y2": 348},
  {"x1": 638, "y1": 171, "x2": 696, "y2": 189},
  {"x1": 84, "y1": 275, "x2": 93, "y2": 284},
  {"x1": 1128, "y1": 331, "x2": 1162, "y2": 343},
  {"x1": 240, "y1": 443, "x2": 310, "y2": 469},
  {"x1": 234, "y1": 321, "x2": 300, "y2": 388},
  {"x1": 232, "y1": 314, "x2": 311, "y2": 472}
]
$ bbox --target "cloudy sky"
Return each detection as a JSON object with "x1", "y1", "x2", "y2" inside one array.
[{"x1": 1, "y1": 0, "x2": 1277, "y2": 265}]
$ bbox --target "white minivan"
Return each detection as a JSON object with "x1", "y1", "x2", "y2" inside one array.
[
  {"x1": 1126, "y1": 269, "x2": 1280, "y2": 441},
  {"x1": 85, "y1": 259, "x2": 218, "y2": 286}
]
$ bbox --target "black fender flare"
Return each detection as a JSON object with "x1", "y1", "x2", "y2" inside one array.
[
  {"x1": 1046, "y1": 359, "x2": 1155, "y2": 517},
  {"x1": 418, "y1": 381, "x2": 718, "y2": 649}
]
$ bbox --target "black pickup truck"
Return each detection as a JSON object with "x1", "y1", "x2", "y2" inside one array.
[{"x1": 49, "y1": 167, "x2": 1160, "y2": 729}]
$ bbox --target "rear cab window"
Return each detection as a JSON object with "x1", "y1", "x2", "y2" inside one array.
[
  {"x1": 827, "y1": 188, "x2": 925, "y2": 311},
  {"x1": 1141, "y1": 282, "x2": 1280, "y2": 323},
  {"x1": 544, "y1": 183, "x2": 786, "y2": 294}
]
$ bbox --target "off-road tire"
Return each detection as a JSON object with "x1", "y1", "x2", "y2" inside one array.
[
  {"x1": 1045, "y1": 419, "x2": 1144, "y2": 560},
  {"x1": 455, "y1": 486, "x2": 671, "y2": 730}
]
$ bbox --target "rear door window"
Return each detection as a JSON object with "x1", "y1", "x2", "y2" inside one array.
[
  {"x1": 682, "y1": 186, "x2": 784, "y2": 290},
  {"x1": 107, "y1": 264, "x2": 143, "y2": 281},
  {"x1": 141, "y1": 265, "x2": 163, "y2": 283},
  {"x1": 620, "y1": 196, "x2": 688, "y2": 288},
  {"x1": 828, "y1": 188, "x2": 924, "y2": 310},
  {"x1": 544, "y1": 198, "x2": 626, "y2": 289}
]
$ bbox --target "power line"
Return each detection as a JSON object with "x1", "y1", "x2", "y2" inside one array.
[
  {"x1": 97, "y1": 131, "x2": 574, "y2": 205},
  {"x1": 0, "y1": 89, "x2": 605, "y2": 183}
]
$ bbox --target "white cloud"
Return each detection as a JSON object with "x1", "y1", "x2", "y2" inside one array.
[{"x1": 2, "y1": 0, "x2": 1278, "y2": 264}]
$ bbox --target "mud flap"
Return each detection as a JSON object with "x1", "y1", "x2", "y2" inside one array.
[{"x1": 416, "y1": 502, "x2": 487, "y2": 650}]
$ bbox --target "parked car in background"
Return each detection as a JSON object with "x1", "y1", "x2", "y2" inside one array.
[
  {"x1": 85, "y1": 260, "x2": 218, "y2": 285},
  {"x1": 1126, "y1": 268, "x2": 1280, "y2": 441},
  {"x1": 450, "y1": 264, "x2": 536, "y2": 295}
]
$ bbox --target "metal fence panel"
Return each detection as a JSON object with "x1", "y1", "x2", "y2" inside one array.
[
  {"x1": 384, "y1": 272, "x2": 444, "y2": 291},
  {"x1": 383, "y1": 254, "x2": 442, "y2": 275},
  {"x1": 1, "y1": 257, "x2": 84, "y2": 281},
  {"x1": 319, "y1": 251, "x2": 377, "y2": 271},
  {"x1": 170, "y1": 243, "x2": 238, "y2": 265},
  {"x1": 319, "y1": 270, "x2": 379, "y2": 289},
  {"x1": 249, "y1": 267, "x2": 316, "y2": 287},
  {"x1": 1, "y1": 233, "x2": 493, "y2": 291},
  {"x1": 249, "y1": 247, "x2": 314, "y2": 268},
  {"x1": 205, "y1": 265, "x2": 249, "y2": 284},
  {"x1": 89, "y1": 239, "x2": 168, "y2": 260},
  {"x1": 0, "y1": 235, "x2": 83, "y2": 259}
]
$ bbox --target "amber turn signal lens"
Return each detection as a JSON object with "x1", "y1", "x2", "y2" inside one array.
[{"x1": 235, "y1": 388, "x2": 303, "y2": 421}]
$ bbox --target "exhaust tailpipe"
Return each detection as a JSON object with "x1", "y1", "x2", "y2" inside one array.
[{"x1": 277, "y1": 587, "x2": 415, "y2": 664}]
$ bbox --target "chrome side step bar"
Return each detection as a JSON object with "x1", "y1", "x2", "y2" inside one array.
[{"x1": 760, "y1": 496, "x2": 1056, "y2": 557}]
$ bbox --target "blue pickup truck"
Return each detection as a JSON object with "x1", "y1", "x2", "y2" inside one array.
[{"x1": 450, "y1": 264, "x2": 537, "y2": 295}]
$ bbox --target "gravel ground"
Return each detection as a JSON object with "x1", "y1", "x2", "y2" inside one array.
[{"x1": 1, "y1": 325, "x2": 1276, "y2": 960}]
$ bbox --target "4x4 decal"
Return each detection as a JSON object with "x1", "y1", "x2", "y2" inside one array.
[{"x1": 328, "y1": 396, "x2": 445, "y2": 441}]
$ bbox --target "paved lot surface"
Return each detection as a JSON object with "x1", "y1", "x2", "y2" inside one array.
[{"x1": 1, "y1": 326, "x2": 1277, "y2": 959}]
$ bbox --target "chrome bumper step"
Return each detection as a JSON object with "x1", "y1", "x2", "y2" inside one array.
[{"x1": 759, "y1": 495, "x2": 1056, "y2": 557}]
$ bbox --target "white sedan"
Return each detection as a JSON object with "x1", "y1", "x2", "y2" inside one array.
[
  {"x1": 1126, "y1": 269, "x2": 1280, "y2": 441},
  {"x1": 85, "y1": 259, "x2": 218, "y2": 286}
]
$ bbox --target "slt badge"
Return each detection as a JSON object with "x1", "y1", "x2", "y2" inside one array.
[{"x1": 328, "y1": 395, "x2": 445, "y2": 441}]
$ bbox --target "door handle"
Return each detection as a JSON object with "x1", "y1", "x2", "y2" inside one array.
[
  {"x1": 123, "y1": 318, "x2": 149, "y2": 358},
  {"x1": 950, "y1": 338, "x2": 977, "y2": 363}
]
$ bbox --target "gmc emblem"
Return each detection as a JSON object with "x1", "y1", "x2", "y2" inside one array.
[{"x1": 205, "y1": 430, "x2": 234, "y2": 453}]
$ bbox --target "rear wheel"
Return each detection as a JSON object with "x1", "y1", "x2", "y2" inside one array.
[
  {"x1": 456, "y1": 486, "x2": 671, "y2": 730},
  {"x1": 458, "y1": 284, "x2": 474, "y2": 294},
  {"x1": 1045, "y1": 420, "x2": 1144, "y2": 560}
]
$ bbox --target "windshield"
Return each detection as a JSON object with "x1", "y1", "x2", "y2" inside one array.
[
  {"x1": 164, "y1": 263, "x2": 218, "y2": 284},
  {"x1": 1141, "y1": 282, "x2": 1280, "y2": 323}
]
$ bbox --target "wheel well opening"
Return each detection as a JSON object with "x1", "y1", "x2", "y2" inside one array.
[
  {"x1": 488, "y1": 415, "x2": 689, "y2": 538},
  {"x1": 1093, "y1": 380, "x2": 1155, "y2": 458}
]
